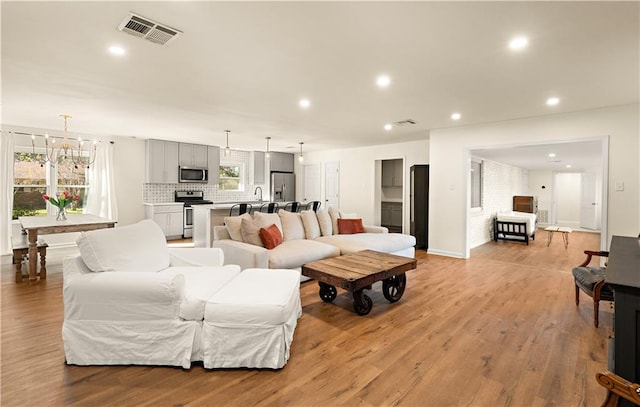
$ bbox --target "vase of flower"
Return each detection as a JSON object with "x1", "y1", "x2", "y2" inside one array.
[
  {"x1": 56, "y1": 206, "x2": 67, "y2": 221},
  {"x1": 43, "y1": 191, "x2": 80, "y2": 221}
]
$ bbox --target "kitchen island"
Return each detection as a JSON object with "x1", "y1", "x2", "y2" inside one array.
[{"x1": 193, "y1": 202, "x2": 294, "y2": 248}]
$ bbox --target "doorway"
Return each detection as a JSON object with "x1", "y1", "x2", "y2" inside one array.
[
  {"x1": 379, "y1": 158, "x2": 404, "y2": 233},
  {"x1": 325, "y1": 161, "x2": 339, "y2": 209},
  {"x1": 553, "y1": 172, "x2": 600, "y2": 231}
]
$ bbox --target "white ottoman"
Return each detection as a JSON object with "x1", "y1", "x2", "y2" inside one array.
[{"x1": 202, "y1": 268, "x2": 301, "y2": 369}]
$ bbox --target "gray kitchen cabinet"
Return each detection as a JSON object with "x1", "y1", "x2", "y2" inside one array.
[
  {"x1": 381, "y1": 203, "x2": 393, "y2": 226},
  {"x1": 381, "y1": 202, "x2": 402, "y2": 227},
  {"x1": 179, "y1": 143, "x2": 208, "y2": 168},
  {"x1": 269, "y1": 152, "x2": 294, "y2": 173},
  {"x1": 145, "y1": 139, "x2": 179, "y2": 183},
  {"x1": 207, "y1": 146, "x2": 220, "y2": 185},
  {"x1": 382, "y1": 159, "x2": 403, "y2": 187},
  {"x1": 251, "y1": 151, "x2": 266, "y2": 184},
  {"x1": 144, "y1": 204, "x2": 183, "y2": 239},
  {"x1": 391, "y1": 203, "x2": 402, "y2": 226}
]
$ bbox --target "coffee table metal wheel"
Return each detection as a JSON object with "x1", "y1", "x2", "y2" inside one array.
[
  {"x1": 382, "y1": 273, "x2": 406, "y2": 303},
  {"x1": 318, "y1": 282, "x2": 337, "y2": 302},
  {"x1": 353, "y1": 290, "x2": 373, "y2": 315}
]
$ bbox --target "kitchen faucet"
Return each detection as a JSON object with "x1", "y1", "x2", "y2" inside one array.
[{"x1": 254, "y1": 186, "x2": 263, "y2": 202}]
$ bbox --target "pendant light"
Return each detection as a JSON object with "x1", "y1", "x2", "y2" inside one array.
[
  {"x1": 298, "y1": 142, "x2": 304, "y2": 163},
  {"x1": 265, "y1": 136, "x2": 271, "y2": 159},
  {"x1": 224, "y1": 130, "x2": 231, "y2": 157}
]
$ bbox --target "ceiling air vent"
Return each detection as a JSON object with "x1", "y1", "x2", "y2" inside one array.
[
  {"x1": 117, "y1": 13, "x2": 182, "y2": 45},
  {"x1": 393, "y1": 119, "x2": 417, "y2": 126}
]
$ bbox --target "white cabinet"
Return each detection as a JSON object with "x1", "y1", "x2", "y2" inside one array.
[
  {"x1": 382, "y1": 159, "x2": 403, "y2": 187},
  {"x1": 269, "y1": 152, "x2": 294, "y2": 173},
  {"x1": 145, "y1": 140, "x2": 179, "y2": 183},
  {"x1": 207, "y1": 146, "x2": 220, "y2": 185},
  {"x1": 144, "y1": 204, "x2": 183, "y2": 239},
  {"x1": 179, "y1": 143, "x2": 208, "y2": 168},
  {"x1": 250, "y1": 151, "x2": 266, "y2": 184}
]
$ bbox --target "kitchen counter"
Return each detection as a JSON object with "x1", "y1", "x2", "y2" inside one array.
[
  {"x1": 195, "y1": 201, "x2": 266, "y2": 210},
  {"x1": 143, "y1": 202, "x2": 184, "y2": 207}
]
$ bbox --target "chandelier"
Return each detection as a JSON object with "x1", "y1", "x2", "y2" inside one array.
[{"x1": 31, "y1": 114, "x2": 97, "y2": 169}]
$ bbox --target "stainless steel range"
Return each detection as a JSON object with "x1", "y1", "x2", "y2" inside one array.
[{"x1": 175, "y1": 191, "x2": 213, "y2": 238}]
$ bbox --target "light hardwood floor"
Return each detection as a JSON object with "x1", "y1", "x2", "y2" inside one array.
[{"x1": 1, "y1": 231, "x2": 610, "y2": 406}]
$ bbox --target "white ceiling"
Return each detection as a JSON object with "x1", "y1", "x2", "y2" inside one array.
[
  {"x1": 472, "y1": 140, "x2": 604, "y2": 173},
  {"x1": 2, "y1": 2, "x2": 638, "y2": 158}
]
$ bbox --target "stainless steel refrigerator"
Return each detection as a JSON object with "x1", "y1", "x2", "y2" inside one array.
[{"x1": 270, "y1": 172, "x2": 295, "y2": 202}]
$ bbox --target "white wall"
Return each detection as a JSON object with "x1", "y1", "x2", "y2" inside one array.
[
  {"x1": 295, "y1": 138, "x2": 429, "y2": 233},
  {"x1": 528, "y1": 170, "x2": 554, "y2": 225},
  {"x1": 429, "y1": 104, "x2": 639, "y2": 258},
  {"x1": 113, "y1": 137, "x2": 146, "y2": 227}
]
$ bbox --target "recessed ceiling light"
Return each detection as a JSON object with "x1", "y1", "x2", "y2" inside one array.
[
  {"x1": 509, "y1": 36, "x2": 528, "y2": 51},
  {"x1": 546, "y1": 97, "x2": 560, "y2": 106},
  {"x1": 299, "y1": 98, "x2": 311, "y2": 109},
  {"x1": 566, "y1": 164, "x2": 572, "y2": 168},
  {"x1": 548, "y1": 153, "x2": 556, "y2": 158},
  {"x1": 108, "y1": 45, "x2": 126, "y2": 56},
  {"x1": 451, "y1": 112, "x2": 462, "y2": 120},
  {"x1": 376, "y1": 75, "x2": 391, "y2": 88},
  {"x1": 384, "y1": 123, "x2": 392, "y2": 131}
]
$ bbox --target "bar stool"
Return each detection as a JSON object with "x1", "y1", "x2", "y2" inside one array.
[
  {"x1": 283, "y1": 202, "x2": 301, "y2": 213},
  {"x1": 304, "y1": 201, "x2": 321, "y2": 212},
  {"x1": 259, "y1": 202, "x2": 279, "y2": 213},
  {"x1": 230, "y1": 203, "x2": 252, "y2": 216}
]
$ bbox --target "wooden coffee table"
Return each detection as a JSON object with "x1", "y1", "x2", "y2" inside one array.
[{"x1": 302, "y1": 250, "x2": 417, "y2": 315}]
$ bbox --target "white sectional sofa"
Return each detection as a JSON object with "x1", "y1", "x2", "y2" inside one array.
[
  {"x1": 63, "y1": 219, "x2": 301, "y2": 369},
  {"x1": 212, "y1": 207, "x2": 416, "y2": 273}
]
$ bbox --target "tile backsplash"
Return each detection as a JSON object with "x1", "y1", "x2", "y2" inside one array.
[{"x1": 143, "y1": 149, "x2": 268, "y2": 203}]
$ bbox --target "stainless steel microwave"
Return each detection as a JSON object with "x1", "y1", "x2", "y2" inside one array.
[{"x1": 179, "y1": 166, "x2": 208, "y2": 183}]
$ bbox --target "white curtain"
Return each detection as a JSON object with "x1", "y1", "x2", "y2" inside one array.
[
  {"x1": 0, "y1": 132, "x2": 15, "y2": 255},
  {"x1": 85, "y1": 142, "x2": 118, "y2": 221}
]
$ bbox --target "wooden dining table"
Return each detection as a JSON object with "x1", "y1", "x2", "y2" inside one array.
[{"x1": 18, "y1": 214, "x2": 116, "y2": 282}]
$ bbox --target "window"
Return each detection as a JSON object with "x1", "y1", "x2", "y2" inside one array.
[
  {"x1": 470, "y1": 159, "x2": 482, "y2": 209},
  {"x1": 13, "y1": 150, "x2": 89, "y2": 219},
  {"x1": 219, "y1": 164, "x2": 243, "y2": 191}
]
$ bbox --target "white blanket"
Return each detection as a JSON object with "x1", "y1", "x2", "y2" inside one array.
[{"x1": 496, "y1": 211, "x2": 537, "y2": 236}]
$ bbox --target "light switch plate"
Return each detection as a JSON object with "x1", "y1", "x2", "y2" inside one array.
[{"x1": 615, "y1": 181, "x2": 624, "y2": 191}]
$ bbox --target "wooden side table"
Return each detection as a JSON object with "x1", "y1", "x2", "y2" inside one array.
[{"x1": 545, "y1": 226, "x2": 572, "y2": 249}]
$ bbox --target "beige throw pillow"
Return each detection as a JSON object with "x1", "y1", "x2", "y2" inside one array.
[
  {"x1": 316, "y1": 209, "x2": 332, "y2": 236},
  {"x1": 278, "y1": 209, "x2": 305, "y2": 241},
  {"x1": 240, "y1": 217, "x2": 264, "y2": 247},
  {"x1": 224, "y1": 213, "x2": 251, "y2": 242},
  {"x1": 300, "y1": 210, "x2": 321, "y2": 240},
  {"x1": 253, "y1": 212, "x2": 283, "y2": 235},
  {"x1": 328, "y1": 206, "x2": 341, "y2": 235}
]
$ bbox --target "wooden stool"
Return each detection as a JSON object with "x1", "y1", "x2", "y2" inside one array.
[{"x1": 12, "y1": 236, "x2": 48, "y2": 283}]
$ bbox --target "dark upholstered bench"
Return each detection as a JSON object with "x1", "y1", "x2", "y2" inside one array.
[{"x1": 12, "y1": 236, "x2": 48, "y2": 283}]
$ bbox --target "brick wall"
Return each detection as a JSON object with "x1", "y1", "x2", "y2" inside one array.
[{"x1": 469, "y1": 159, "x2": 524, "y2": 248}]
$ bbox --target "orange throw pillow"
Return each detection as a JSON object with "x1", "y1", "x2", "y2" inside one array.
[
  {"x1": 337, "y1": 218, "x2": 365, "y2": 234},
  {"x1": 259, "y1": 224, "x2": 283, "y2": 249}
]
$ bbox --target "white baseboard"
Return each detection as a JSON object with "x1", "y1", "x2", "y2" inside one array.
[{"x1": 426, "y1": 248, "x2": 466, "y2": 259}]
